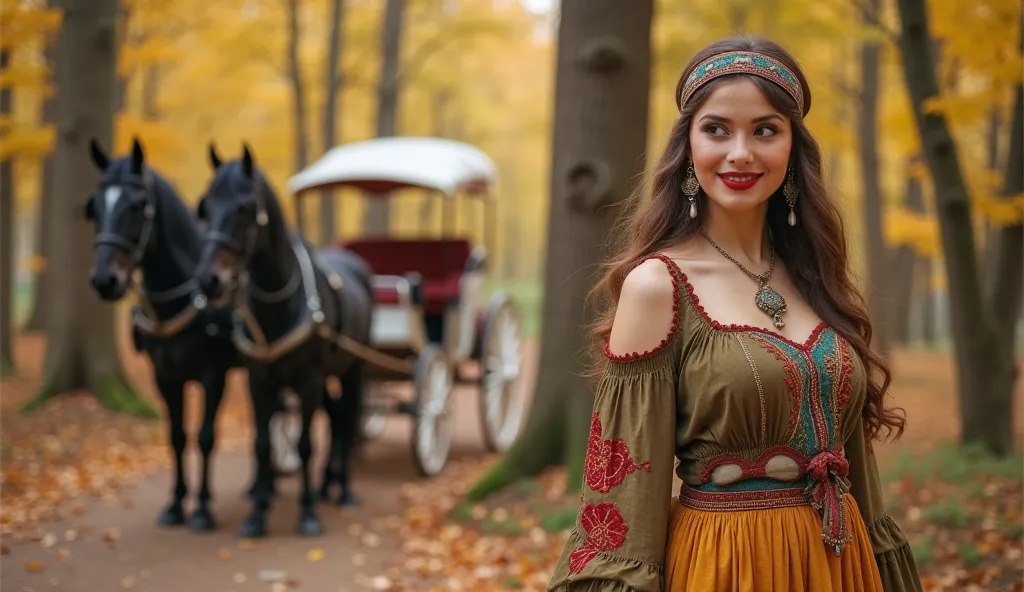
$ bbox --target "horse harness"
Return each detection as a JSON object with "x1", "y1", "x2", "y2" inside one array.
[{"x1": 230, "y1": 232, "x2": 410, "y2": 374}]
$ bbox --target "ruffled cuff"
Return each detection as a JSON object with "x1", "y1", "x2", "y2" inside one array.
[
  {"x1": 866, "y1": 516, "x2": 923, "y2": 592},
  {"x1": 550, "y1": 549, "x2": 663, "y2": 591}
]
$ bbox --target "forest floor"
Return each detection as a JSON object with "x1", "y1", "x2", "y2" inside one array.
[{"x1": 1, "y1": 329, "x2": 1022, "y2": 592}]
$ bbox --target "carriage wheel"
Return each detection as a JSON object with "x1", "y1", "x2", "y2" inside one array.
[
  {"x1": 360, "y1": 383, "x2": 389, "y2": 441},
  {"x1": 478, "y1": 291, "x2": 525, "y2": 453},
  {"x1": 270, "y1": 394, "x2": 302, "y2": 475},
  {"x1": 411, "y1": 344, "x2": 454, "y2": 477}
]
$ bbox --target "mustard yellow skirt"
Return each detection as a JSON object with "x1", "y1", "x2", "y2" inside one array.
[{"x1": 665, "y1": 494, "x2": 884, "y2": 592}]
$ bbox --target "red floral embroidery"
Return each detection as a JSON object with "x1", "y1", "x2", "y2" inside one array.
[
  {"x1": 568, "y1": 502, "x2": 629, "y2": 574},
  {"x1": 583, "y1": 412, "x2": 651, "y2": 494}
]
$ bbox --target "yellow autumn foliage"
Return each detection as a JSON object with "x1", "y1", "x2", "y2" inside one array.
[{"x1": 3, "y1": 0, "x2": 1021, "y2": 275}]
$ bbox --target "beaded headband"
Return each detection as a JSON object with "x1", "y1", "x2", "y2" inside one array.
[{"x1": 678, "y1": 51, "x2": 805, "y2": 115}]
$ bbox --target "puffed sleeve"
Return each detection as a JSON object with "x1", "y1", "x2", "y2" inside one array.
[
  {"x1": 845, "y1": 416, "x2": 923, "y2": 592},
  {"x1": 547, "y1": 341, "x2": 681, "y2": 592}
]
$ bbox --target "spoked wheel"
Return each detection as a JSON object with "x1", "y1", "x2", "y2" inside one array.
[
  {"x1": 411, "y1": 344, "x2": 454, "y2": 477},
  {"x1": 360, "y1": 383, "x2": 389, "y2": 441},
  {"x1": 478, "y1": 291, "x2": 526, "y2": 453}
]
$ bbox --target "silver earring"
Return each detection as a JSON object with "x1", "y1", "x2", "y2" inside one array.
[
  {"x1": 681, "y1": 161, "x2": 700, "y2": 219},
  {"x1": 783, "y1": 167, "x2": 798, "y2": 226}
]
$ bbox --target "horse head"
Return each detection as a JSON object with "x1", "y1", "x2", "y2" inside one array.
[
  {"x1": 195, "y1": 142, "x2": 274, "y2": 305},
  {"x1": 84, "y1": 136, "x2": 157, "y2": 301}
]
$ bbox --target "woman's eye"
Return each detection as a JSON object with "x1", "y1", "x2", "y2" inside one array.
[
  {"x1": 755, "y1": 125, "x2": 778, "y2": 136},
  {"x1": 701, "y1": 124, "x2": 726, "y2": 136}
]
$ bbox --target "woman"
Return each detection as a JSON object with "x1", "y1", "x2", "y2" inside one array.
[{"x1": 546, "y1": 36, "x2": 922, "y2": 592}]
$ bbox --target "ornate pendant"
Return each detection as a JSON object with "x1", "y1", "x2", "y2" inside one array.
[{"x1": 755, "y1": 281, "x2": 788, "y2": 328}]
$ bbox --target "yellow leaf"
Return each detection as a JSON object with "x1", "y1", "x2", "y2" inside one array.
[{"x1": 306, "y1": 547, "x2": 325, "y2": 562}]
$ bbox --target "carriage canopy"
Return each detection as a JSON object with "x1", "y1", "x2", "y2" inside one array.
[{"x1": 287, "y1": 137, "x2": 499, "y2": 198}]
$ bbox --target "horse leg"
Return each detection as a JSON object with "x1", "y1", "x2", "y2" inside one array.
[
  {"x1": 319, "y1": 382, "x2": 341, "y2": 502},
  {"x1": 156, "y1": 378, "x2": 187, "y2": 526},
  {"x1": 297, "y1": 376, "x2": 323, "y2": 536},
  {"x1": 335, "y1": 361, "x2": 365, "y2": 506},
  {"x1": 189, "y1": 367, "x2": 227, "y2": 532},
  {"x1": 238, "y1": 377, "x2": 277, "y2": 538}
]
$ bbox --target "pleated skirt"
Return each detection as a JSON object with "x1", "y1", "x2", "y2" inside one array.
[{"x1": 665, "y1": 493, "x2": 884, "y2": 592}]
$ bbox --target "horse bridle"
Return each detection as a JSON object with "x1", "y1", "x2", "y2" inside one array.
[{"x1": 93, "y1": 171, "x2": 157, "y2": 270}]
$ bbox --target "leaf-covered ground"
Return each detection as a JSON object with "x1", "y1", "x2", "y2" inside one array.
[{"x1": 2, "y1": 333, "x2": 1021, "y2": 590}]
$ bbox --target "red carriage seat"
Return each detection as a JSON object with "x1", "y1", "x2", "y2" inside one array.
[{"x1": 340, "y1": 238, "x2": 472, "y2": 314}]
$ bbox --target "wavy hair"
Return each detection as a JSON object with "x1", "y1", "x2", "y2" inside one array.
[{"x1": 586, "y1": 36, "x2": 905, "y2": 443}]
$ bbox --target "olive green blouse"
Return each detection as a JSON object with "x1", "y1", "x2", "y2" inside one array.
[{"x1": 547, "y1": 254, "x2": 921, "y2": 592}]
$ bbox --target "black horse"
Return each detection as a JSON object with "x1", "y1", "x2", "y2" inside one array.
[
  {"x1": 194, "y1": 143, "x2": 374, "y2": 538},
  {"x1": 85, "y1": 137, "x2": 242, "y2": 532}
]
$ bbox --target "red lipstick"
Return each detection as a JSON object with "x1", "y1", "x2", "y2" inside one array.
[{"x1": 718, "y1": 172, "x2": 763, "y2": 191}]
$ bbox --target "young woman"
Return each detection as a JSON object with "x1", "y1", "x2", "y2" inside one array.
[{"x1": 547, "y1": 36, "x2": 922, "y2": 592}]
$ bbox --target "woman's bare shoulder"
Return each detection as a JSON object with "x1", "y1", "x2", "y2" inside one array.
[{"x1": 607, "y1": 256, "x2": 679, "y2": 357}]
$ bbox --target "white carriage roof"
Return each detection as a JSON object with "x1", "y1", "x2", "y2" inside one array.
[{"x1": 287, "y1": 136, "x2": 498, "y2": 198}]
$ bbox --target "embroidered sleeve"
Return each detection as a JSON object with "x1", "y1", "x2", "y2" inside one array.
[
  {"x1": 547, "y1": 345, "x2": 680, "y2": 592},
  {"x1": 845, "y1": 415, "x2": 924, "y2": 592}
]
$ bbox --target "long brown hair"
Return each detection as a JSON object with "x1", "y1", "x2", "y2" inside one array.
[{"x1": 586, "y1": 36, "x2": 905, "y2": 443}]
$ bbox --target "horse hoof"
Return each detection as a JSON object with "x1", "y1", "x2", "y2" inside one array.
[
  {"x1": 158, "y1": 504, "x2": 186, "y2": 526},
  {"x1": 238, "y1": 516, "x2": 266, "y2": 539},
  {"x1": 188, "y1": 508, "x2": 216, "y2": 532},
  {"x1": 297, "y1": 514, "x2": 323, "y2": 537},
  {"x1": 338, "y1": 490, "x2": 360, "y2": 507}
]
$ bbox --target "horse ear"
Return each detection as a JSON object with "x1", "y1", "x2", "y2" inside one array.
[
  {"x1": 130, "y1": 137, "x2": 144, "y2": 174},
  {"x1": 195, "y1": 196, "x2": 207, "y2": 220},
  {"x1": 85, "y1": 195, "x2": 97, "y2": 221},
  {"x1": 241, "y1": 143, "x2": 254, "y2": 178},
  {"x1": 89, "y1": 138, "x2": 109, "y2": 171},
  {"x1": 208, "y1": 143, "x2": 222, "y2": 170}
]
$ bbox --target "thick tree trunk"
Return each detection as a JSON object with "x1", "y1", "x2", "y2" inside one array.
[
  {"x1": 24, "y1": 33, "x2": 58, "y2": 333},
  {"x1": 287, "y1": 0, "x2": 309, "y2": 175},
  {"x1": 1, "y1": 50, "x2": 15, "y2": 377},
  {"x1": 21, "y1": 0, "x2": 157, "y2": 418},
  {"x1": 858, "y1": 0, "x2": 889, "y2": 357},
  {"x1": 362, "y1": 0, "x2": 405, "y2": 236},
  {"x1": 468, "y1": 0, "x2": 654, "y2": 500},
  {"x1": 984, "y1": 80, "x2": 1023, "y2": 450},
  {"x1": 318, "y1": 0, "x2": 344, "y2": 245},
  {"x1": 894, "y1": 0, "x2": 1011, "y2": 454}
]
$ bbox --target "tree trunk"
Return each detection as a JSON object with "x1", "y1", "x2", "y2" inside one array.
[
  {"x1": 113, "y1": 2, "x2": 129, "y2": 113},
  {"x1": 318, "y1": 0, "x2": 344, "y2": 246},
  {"x1": 894, "y1": 0, "x2": 1011, "y2": 454},
  {"x1": 985, "y1": 78, "x2": 1023, "y2": 450},
  {"x1": 287, "y1": 0, "x2": 309, "y2": 175},
  {"x1": 889, "y1": 159, "x2": 923, "y2": 346},
  {"x1": 362, "y1": 0, "x2": 405, "y2": 236},
  {"x1": 0, "y1": 50, "x2": 16, "y2": 377},
  {"x1": 21, "y1": 0, "x2": 157, "y2": 418},
  {"x1": 24, "y1": 31, "x2": 59, "y2": 333},
  {"x1": 858, "y1": 0, "x2": 889, "y2": 357},
  {"x1": 141, "y1": 64, "x2": 160, "y2": 119},
  {"x1": 468, "y1": 0, "x2": 654, "y2": 500}
]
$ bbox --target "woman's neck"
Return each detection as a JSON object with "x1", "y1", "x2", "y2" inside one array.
[{"x1": 701, "y1": 203, "x2": 772, "y2": 267}]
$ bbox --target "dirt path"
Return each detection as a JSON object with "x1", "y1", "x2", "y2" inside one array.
[{"x1": 1, "y1": 332, "x2": 537, "y2": 592}]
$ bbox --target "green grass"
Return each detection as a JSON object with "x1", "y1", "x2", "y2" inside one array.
[
  {"x1": 481, "y1": 277, "x2": 542, "y2": 339},
  {"x1": 882, "y1": 441, "x2": 1024, "y2": 485}
]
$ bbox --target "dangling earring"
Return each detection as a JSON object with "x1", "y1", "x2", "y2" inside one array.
[
  {"x1": 783, "y1": 167, "x2": 798, "y2": 226},
  {"x1": 681, "y1": 161, "x2": 700, "y2": 219}
]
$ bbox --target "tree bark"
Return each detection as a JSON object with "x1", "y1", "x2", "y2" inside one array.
[
  {"x1": 858, "y1": 0, "x2": 889, "y2": 357},
  {"x1": 985, "y1": 79, "x2": 1023, "y2": 449},
  {"x1": 1, "y1": 50, "x2": 16, "y2": 377},
  {"x1": 21, "y1": 0, "x2": 157, "y2": 418},
  {"x1": 894, "y1": 0, "x2": 1011, "y2": 454},
  {"x1": 141, "y1": 64, "x2": 160, "y2": 119},
  {"x1": 24, "y1": 27, "x2": 59, "y2": 333},
  {"x1": 362, "y1": 0, "x2": 405, "y2": 236},
  {"x1": 287, "y1": 0, "x2": 309, "y2": 176},
  {"x1": 318, "y1": 0, "x2": 344, "y2": 245},
  {"x1": 468, "y1": 0, "x2": 654, "y2": 500}
]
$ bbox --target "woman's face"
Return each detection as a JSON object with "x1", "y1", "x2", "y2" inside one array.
[{"x1": 688, "y1": 77, "x2": 793, "y2": 215}]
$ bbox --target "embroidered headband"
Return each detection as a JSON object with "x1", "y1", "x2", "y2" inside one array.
[{"x1": 678, "y1": 51, "x2": 805, "y2": 115}]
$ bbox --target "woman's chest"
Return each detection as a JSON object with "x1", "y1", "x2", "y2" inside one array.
[{"x1": 681, "y1": 327, "x2": 867, "y2": 454}]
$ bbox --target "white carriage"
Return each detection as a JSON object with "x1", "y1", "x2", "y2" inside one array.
[{"x1": 287, "y1": 137, "x2": 527, "y2": 477}]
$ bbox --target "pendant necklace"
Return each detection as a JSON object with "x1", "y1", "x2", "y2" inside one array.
[{"x1": 701, "y1": 230, "x2": 788, "y2": 328}]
